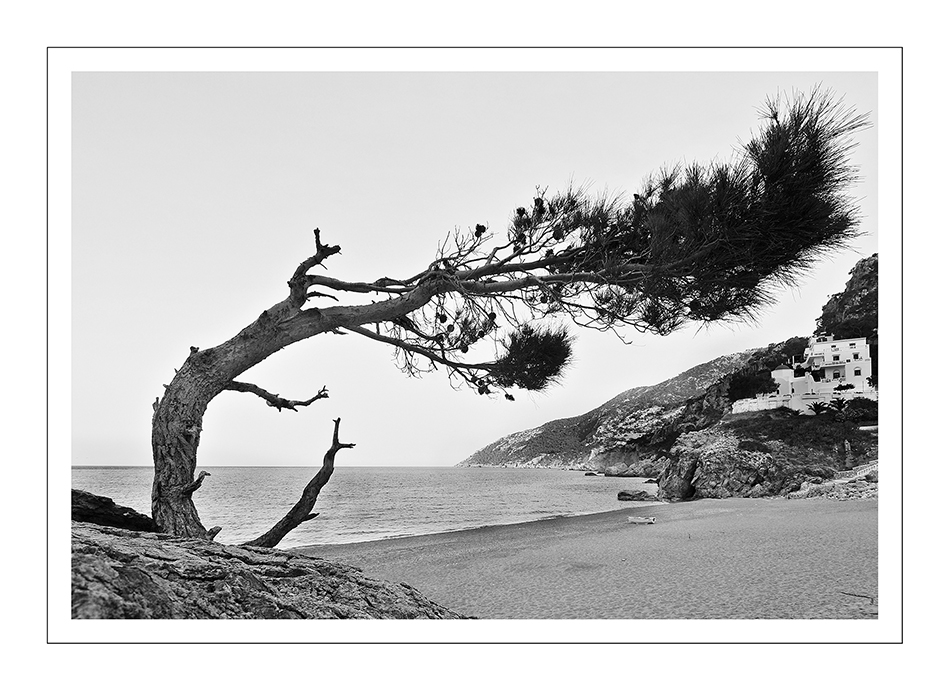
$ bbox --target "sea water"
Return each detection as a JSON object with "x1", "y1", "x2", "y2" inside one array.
[{"x1": 71, "y1": 466, "x2": 656, "y2": 549}]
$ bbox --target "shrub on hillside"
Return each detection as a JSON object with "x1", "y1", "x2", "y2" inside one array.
[
  {"x1": 776, "y1": 336, "x2": 811, "y2": 363},
  {"x1": 723, "y1": 412, "x2": 875, "y2": 459},
  {"x1": 844, "y1": 397, "x2": 878, "y2": 423},
  {"x1": 728, "y1": 370, "x2": 779, "y2": 402}
]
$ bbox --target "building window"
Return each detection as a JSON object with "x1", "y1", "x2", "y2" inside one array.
[
  {"x1": 849, "y1": 342, "x2": 856, "y2": 348},
  {"x1": 854, "y1": 368, "x2": 862, "y2": 377},
  {"x1": 833, "y1": 371, "x2": 841, "y2": 379},
  {"x1": 832, "y1": 355, "x2": 840, "y2": 362}
]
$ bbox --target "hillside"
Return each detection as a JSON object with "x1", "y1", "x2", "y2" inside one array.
[
  {"x1": 458, "y1": 254, "x2": 879, "y2": 492},
  {"x1": 815, "y1": 253, "x2": 878, "y2": 340},
  {"x1": 458, "y1": 349, "x2": 760, "y2": 472}
]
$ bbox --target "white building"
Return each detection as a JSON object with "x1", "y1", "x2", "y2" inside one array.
[{"x1": 732, "y1": 334, "x2": 877, "y2": 414}]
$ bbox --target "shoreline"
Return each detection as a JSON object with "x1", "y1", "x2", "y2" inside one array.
[
  {"x1": 298, "y1": 501, "x2": 668, "y2": 548},
  {"x1": 294, "y1": 497, "x2": 878, "y2": 619}
]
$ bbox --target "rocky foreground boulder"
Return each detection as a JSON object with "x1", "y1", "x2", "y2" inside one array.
[
  {"x1": 72, "y1": 489, "x2": 159, "y2": 532},
  {"x1": 72, "y1": 522, "x2": 465, "y2": 619}
]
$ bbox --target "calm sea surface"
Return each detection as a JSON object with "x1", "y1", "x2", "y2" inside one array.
[{"x1": 71, "y1": 466, "x2": 656, "y2": 549}]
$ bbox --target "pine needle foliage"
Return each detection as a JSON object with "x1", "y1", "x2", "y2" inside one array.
[
  {"x1": 492, "y1": 324, "x2": 574, "y2": 391},
  {"x1": 330, "y1": 88, "x2": 870, "y2": 397},
  {"x1": 540, "y1": 89, "x2": 869, "y2": 331}
]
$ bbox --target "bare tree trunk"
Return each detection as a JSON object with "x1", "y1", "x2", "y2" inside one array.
[
  {"x1": 148, "y1": 307, "x2": 410, "y2": 538},
  {"x1": 150, "y1": 303, "x2": 316, "y2": 537},
  {"x1": 243, "y1": 418, "x2": 355, "y2": 548},
  {"x1": 150, "y1": 363, "x2": 218, "y2": 538},
  {"x1": 148, "y1": 232, "x2": 437, "y2": 539}
]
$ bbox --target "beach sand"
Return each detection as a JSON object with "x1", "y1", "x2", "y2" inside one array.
[{"x1": 294, "y1": 497, "x2": 878, "y2": 619}]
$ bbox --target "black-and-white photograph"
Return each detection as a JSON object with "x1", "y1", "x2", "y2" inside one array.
[{"x1": 49, "y1": 47, "x2": 901, "y2": 643}]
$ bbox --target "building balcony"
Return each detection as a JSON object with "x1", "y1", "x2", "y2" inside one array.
[{"x1": 803, "y1": 359, "x2": 859, "y2": 369}]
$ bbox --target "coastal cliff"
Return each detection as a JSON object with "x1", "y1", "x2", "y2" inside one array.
[
  {"x1": 457, "y1": 349, "x2": 759, "y2": 473},
  {"x1": 656, "y1": 416, "x2": 878, "y2": 501},
  {"x1": 458, "y1": 340, "x2": 820, "y2": 474}
]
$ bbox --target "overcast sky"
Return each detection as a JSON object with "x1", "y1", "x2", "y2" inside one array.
[{"x1": 71, "y1": 69, "x2": 878, "y2": 468}]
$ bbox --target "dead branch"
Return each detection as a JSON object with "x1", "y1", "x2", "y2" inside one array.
[
  {"x1": 243, "y1": 418, "x2": 355, "y2": 548},
  {"x1": 305, "y1": 290, "x2": 339, "y2": 302},
  {"x1": 305, "y1": 274, "x2": 411, "y2": 295},
  {"x1": 181, "y1": 470, "x2": 211, "y2": 496},
  {"x1": 225, "y1": 381, "x2": 330, "y2": 412},
  {"x1": 287, "y1": 227, "x2": 344, "y2": 307}
]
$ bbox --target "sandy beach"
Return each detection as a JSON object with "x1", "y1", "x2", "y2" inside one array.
[{"x1": 294, "y1": 497, "x2": 878, "y2": 619}]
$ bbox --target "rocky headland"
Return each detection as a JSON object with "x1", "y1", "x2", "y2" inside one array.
[
  {"x1": 459, "y1": 254, "x2": 879, "y2": 502},
  {"x1": 458, "y1": 348, "x2": 759, "y2": 474},
  {"x1": 459, "y1": 348, "x2": 879, "y2": 501}
]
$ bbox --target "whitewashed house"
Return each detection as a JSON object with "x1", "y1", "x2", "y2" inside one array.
[{"x1": 732, "y1": 334, "x2": 877, "y2": 414}]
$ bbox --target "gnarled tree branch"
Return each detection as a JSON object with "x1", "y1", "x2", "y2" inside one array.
[
  {"x1": 181, "y1": 470, "x2": 211, "y2": 496},
  {"x1": 287, "y1": 227, "x2": 344, "y2": 307},
  {"x1": 225, "y1": 381, "x2": 330, "y2": 412},
  {"x1": 344, "y1": 324, "x2": 495, "y2": 373},
  {"x1": 305, "y1": 274, "x2": 410, "y2": 295},
  {"x1": 243, "y1": 418, "x2": 355, "y2": 548}
]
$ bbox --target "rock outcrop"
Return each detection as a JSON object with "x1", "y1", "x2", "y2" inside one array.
[
  {"x1": 788, "y1": 477, "x2": 878, "y2": 501},
  {"x1": 72, "y1": 489, "x2": 158, "y2": 532},
  {"x1": 617, "y1": 490, "x2": 653, "y2": 501},
  {"x1": 655, "y1": 426, "x2": 858, "y2": 501},
  {"x1": 72, "y1": 523, "x2": 466, "y2": 619},
  {"x1": 604, "y1": 463, "x2": 635, "y2": 477},
  {"x1": 815, "y1": 253, "x2": 878, "y2": 339},
  {"x1": 786, "y1": 462, "x2": 879, "y2": 500}
]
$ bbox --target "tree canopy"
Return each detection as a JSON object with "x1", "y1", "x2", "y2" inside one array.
[{"x1": 309, "y1": 89, "x2": 869, "y2": 397}]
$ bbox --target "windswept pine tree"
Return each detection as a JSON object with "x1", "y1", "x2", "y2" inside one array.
[{"x1": 151, "y1": 89, "x2": 870, "y2": 544}]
